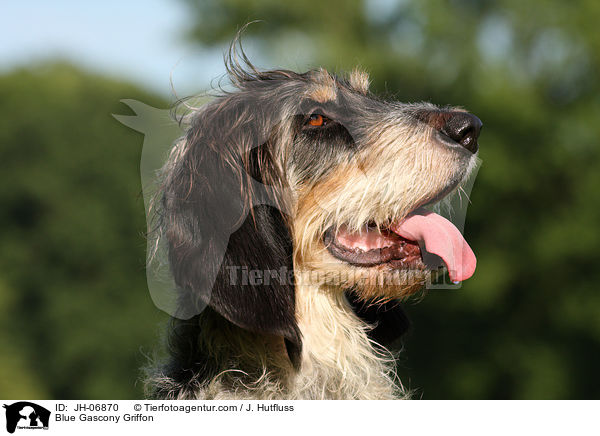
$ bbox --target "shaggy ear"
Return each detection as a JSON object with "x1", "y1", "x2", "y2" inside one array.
[
  {"x1": 213, "y1": 204, "x2": 301, "y2": 367},
  {"x1": 161, "y1": 103, "x2": 301, "y2": 367}
]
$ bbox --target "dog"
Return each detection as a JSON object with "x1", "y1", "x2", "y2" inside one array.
[{"x1": 146, "y1": 38, "x2": 482, "y2": 400}]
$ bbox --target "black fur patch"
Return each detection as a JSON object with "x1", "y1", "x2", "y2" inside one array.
[
  {"x1": 210, "y1": 204, "x2": 301, "y2": 353},
  {"x1": 346, "y1": 292, "x2": 410, "y2": 348}
]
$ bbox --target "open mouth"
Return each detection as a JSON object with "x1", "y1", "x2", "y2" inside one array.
[
  {"x1": 323, "y1": 225, "x2": 423, "y2": 268},
  {"x1": 323, "y1": 207, "x2": 477, "y2": 282}
]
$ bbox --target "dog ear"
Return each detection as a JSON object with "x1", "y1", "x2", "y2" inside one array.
[
  {"x1": 161, "y1": 100, "x2": 302, "y2": 368},
  {"x1": 214, "y1": 203, "x2": 301, "y2": 367}
]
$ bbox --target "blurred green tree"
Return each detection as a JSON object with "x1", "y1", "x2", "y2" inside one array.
[
  {"x1": 179, "y1": 0, "x2": 600, "y2": 398},
  {"x1": 0, "y1": 64, "x2": 168, "y2": 399}
]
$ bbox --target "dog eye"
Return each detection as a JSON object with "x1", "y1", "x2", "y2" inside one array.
[{"x1": 306, "y1": 113, "x2": 328, "y2": 127}]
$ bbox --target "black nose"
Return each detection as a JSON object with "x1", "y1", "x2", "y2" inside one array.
[{"x1": 440, "y1": 112, "x2": 482, "y2": 153}]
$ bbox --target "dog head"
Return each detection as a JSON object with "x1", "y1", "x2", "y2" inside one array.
[{"x1": 159, "y1": 42, "x2": 481, "y2": 366}]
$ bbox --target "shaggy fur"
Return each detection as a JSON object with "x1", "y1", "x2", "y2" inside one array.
[{"x1": 146, "y1": 36, "x2": 481, "y2": 400}]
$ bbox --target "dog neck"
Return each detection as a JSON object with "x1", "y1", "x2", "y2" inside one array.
[
  {"x1": 292, "y1": 275, "x2": 404, "y2": 399},
  {"x1": 149, "y1": 280, "x2": 406, "y2": 400}
]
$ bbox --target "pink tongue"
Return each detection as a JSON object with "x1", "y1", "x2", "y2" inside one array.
[{"x1": 390, "y1": 210, "x2": 476, "y2": 282}]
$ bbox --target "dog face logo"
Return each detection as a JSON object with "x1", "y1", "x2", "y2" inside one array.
[{"x1": 3, "y1": 402, "x2": 50, "y2": 434}]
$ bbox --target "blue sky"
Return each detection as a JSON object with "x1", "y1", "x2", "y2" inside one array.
[
  {"x1": 1, "y1": 1, "x2": 409, "y2": 98},
  {"x1": 1, "y1": 1, "x2": 228, "y2": 96}
]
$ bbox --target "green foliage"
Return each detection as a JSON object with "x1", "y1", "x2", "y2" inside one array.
[
  {"x1": 0, "y1": 64, "x2": 168, "y2": 399},
  {"x1": 181, "y1": 0, "x2": 600, "y2": 398}
]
